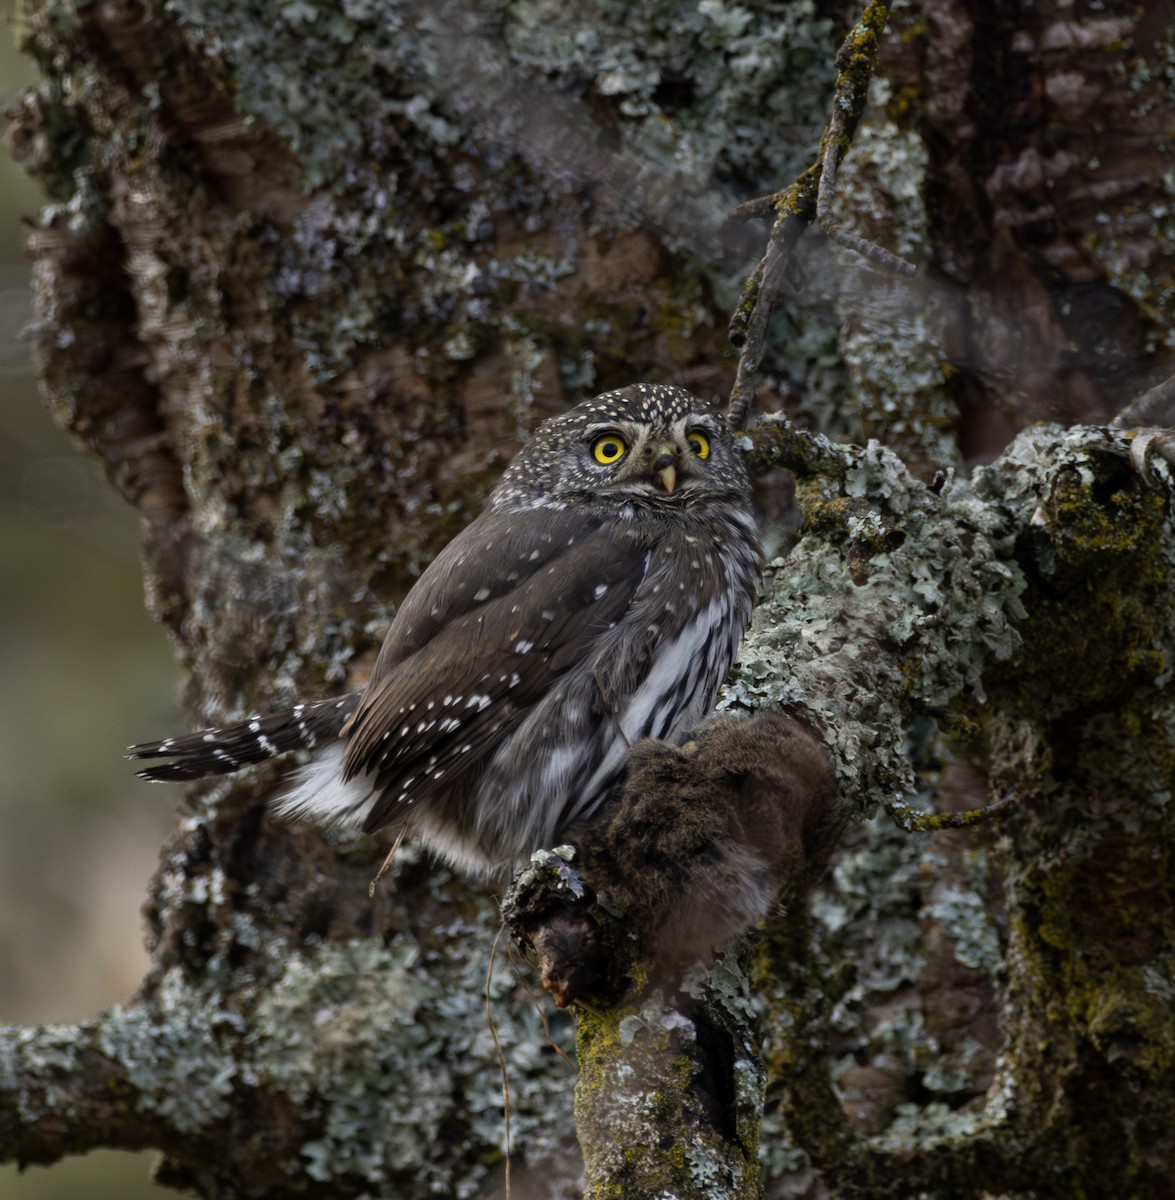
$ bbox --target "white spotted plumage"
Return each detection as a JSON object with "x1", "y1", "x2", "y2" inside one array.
[{"x1": 131, "y1": 384, "x2": 763, "y2": 879}]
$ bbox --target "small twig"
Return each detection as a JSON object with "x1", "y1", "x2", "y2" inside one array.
[
  {"x1": 368, "y1": 827, "x2": 407, "y2": 896},
  {"x1": 743, "y1": 410, "x2": 850, "y2": 478},
  {"x1": 885, "y1": 791, "x2": 1018, "y2": 834},
  {"x1": 726, "y1": 0, "x2": 917, "y2": 425},
  {"x1": 817, "y1": 113, "x2": 917, "y2": 277},
  {"x1": 486, "y1": 922, "x2": 513, "y2": 1199},
  {"x1": 729, "y1": 194, "x2": 779, "y2": 223},
  {"x1": 727, "y1": 239, "x2": 792, "y2": 430}
]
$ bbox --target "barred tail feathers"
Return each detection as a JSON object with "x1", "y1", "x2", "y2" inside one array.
[{"x1": 129, "y1": 694, "x2": 360, "y2": 782}]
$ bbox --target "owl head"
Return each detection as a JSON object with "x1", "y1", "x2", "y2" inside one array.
[{"x1": 489, "y1": 383, "x2": 751, "y2": 512}]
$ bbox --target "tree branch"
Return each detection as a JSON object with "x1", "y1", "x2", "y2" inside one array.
[{"x1": 0, "y1": 1014, "x2": 177, "y2": 1167}]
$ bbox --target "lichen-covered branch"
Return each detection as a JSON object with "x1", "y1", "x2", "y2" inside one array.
[
  {"x1": 729, "y1": 425, "x2": 1026, "y2": 812},
  {"x1": 0, "y1": 1016, "x2": 176, "y2": 1167},
  {"x1": 2, "y1": 801, "x2": 581, "y2": 1195},
  {"x1": 734, "y1": 421, "x2": 1175, "y2": 1193},
  {"x1": 812, "y1": 0, "x2": 916, "y2": 280}
]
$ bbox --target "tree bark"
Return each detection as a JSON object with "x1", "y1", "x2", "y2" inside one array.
[{"x1": 4, "y1": 1, "x2": 1174, "y2": 1197}]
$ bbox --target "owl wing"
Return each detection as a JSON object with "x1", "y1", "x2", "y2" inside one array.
[{"x1": 342, "y1": 506, "x2": 647, "y2": 831}]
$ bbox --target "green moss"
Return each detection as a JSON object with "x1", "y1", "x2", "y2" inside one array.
[
  {"x1": 969, "y1": 424, "x2": 1175, "y2": 1192},
  {"x1": 575, "y1": 970, "x2": 762, "y2": 1199}
]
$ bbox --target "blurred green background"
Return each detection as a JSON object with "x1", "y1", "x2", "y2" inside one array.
[{"x1": 2, "y1": 3, "x2": 182, "y2": 1195}]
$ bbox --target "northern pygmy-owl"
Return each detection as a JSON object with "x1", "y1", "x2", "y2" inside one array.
[{"x1": 132, "y1": 383, "x2": 763, "y2": 877}]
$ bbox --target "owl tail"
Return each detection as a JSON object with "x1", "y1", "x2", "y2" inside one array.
[{"x1": 128, "y1": 694, "x2": 360, "y2": 782}]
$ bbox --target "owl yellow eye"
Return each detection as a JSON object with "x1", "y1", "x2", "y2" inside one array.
[
  {"x1": 687, "y1": 431, "x2": 710, "y2": 460},
  {"x1": 591, "y1": 434, "x2": 628, "y2": 465}
]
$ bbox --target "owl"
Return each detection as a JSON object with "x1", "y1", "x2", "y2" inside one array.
[{"x1": 132, "y1": 384, "x2": 764, "y2": 877}]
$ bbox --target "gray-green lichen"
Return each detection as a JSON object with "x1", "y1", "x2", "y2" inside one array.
[
  {"x1": 13, "y1": 0, "x2": 855, "y2": 729},
  {"x1": 5, "y1": 927, "x2": 578, "y2": 1192},
  {"x1": 503, "y1": 0, "x2": 835, "y2": 219},
  {"x1": 830, "y1": 75, "x2": 959, "y2": 471},
  {"x1": 96, "y1": 970, "x2": 241, "y2": 1135},
  {"x1": 724, "y1": 431, "x2": 1027, "y2": 816},
  {"x1": 141, "y1": 0, "x2": 841, "y2": 391},
  {"x1": 742, "y1": 420, "x2": 1175, "y2": 1191},
  {"x1": 576, "y1": 956, "x2": 763, "y2": 1200},
  {"x1": 106, "y1": 805, "x2": 580, "y2": 1196}
]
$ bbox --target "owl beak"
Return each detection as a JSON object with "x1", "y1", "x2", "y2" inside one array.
[{"x1": 651, "y1": 447, "x2": 678, "y2": 493}]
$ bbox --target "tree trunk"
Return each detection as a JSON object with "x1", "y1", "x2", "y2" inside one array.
[{"x1": 4, "y1": 1, "x2": 1173, "y2": 1196}]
